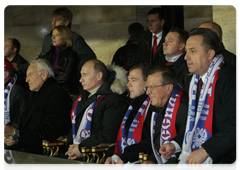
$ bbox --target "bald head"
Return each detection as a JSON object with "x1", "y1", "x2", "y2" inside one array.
[{"x1": 199, "y1": 21, "x2": 222, "y2": 42}]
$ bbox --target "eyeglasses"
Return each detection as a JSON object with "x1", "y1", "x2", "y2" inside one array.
[
  {"x1": 144, "y1": 83, "x2": 169, "y2": 91},
  {"x1": 25, "y1": 71, "x2": 42, "y2": 79}
]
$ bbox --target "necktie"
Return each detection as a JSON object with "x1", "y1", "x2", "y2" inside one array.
[
  {"x1": 198, "y1": 78, "x2": 203, "y2": 92},
  {"x1": 152, "y1": 35, "x2": 158, "y2": 60}
]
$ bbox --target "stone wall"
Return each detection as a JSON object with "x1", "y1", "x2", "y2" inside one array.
[
  {"x1": 0, "y1": 0, "x2": 161, "y2": 64},
  {"x1": 213, "y1": 5, "x2": 236, "y2": 55}
]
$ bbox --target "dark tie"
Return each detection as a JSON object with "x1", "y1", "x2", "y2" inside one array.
[
  {"x1": 152, "y1": 35, "x2": 158, "y2": 60},
  {"x1": 198, "y1": 78, "x2": 203, "y2": 92}
]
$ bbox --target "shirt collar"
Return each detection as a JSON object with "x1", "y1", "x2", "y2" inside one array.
[
  {"x1": 152, "y1": 31, "x2": 163, "y2": 40},
  {"x1": 165, "y1": 53, "x2": 183, "y2": 62}
]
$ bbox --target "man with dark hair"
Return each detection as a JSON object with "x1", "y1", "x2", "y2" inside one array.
[
  {"x1": 4, "y1": 59, "x2": 28, "y2": 137},
  {"x1": 138, "y1": 7, "x2": 168, "y2": 66},
  {"x1": 62, "y1": 59, "x2": 129, "y2": 160},
  {"x1": 4, "y1": 38, "x2": 29, "y2": 91},
  {"x1": 142, "y1": 66, "x2": 188, "y2": 164},
  {"x1": 199, "y1": 21, "x2": 236, "y2": 67},
  {"x1": 159, "y1": 28, "x2": 236, "y2": 164},
  {"x1": 105, "y1": 63, "x2": 153, "y2": 164},
  {"x1": 39, "y1": 6, "x2": 96, "y2": 80},
  {"x1": 160, "y1": 27, "x2": 189, "y2": 89},
  {"x1": 111, "y1": 22, "x2": 144, "y2": 70}
]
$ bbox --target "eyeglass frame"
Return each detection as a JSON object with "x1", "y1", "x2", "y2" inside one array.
[
  {"x1": 25, "y1": 70, "x2": 42, "y2": 79},
  {"x1": 144, "y1": 83, "x2": 170, "y2": 91}
]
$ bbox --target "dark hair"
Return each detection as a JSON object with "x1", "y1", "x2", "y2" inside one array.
[
  {"x1": 0, "y1": 68, "x2": 13, "y2": 77},
  {"x1": 189, "y1": 28, "x2": 223, "y2": 55},
  {"x1": 52, "y1": 7, "x2": 73, "y2": 28},
  {"x1": 147, "y1": 66, "x2": 178, "y2": 89},
  {"x1": 147, "y1": 7, "x2": 165, "y2": 20},
  {"x1": 90, "y1": 59, "x2": 108, "y2": 81},
  {"x1": 128, "y1": 22, "x2": 144, "y2": 38},
  {"x1": 200, "y1": 21, "x2": 222, "y2": 41},
  {"x1": 169, "y1": 27, "x2": 189, "y2": 44},
  {"x1": 129, "y1": 63, "x2": 151, "y2": 81},
  {"x1": 8, "y1": 38, "x2": 20, "y2": 54}
]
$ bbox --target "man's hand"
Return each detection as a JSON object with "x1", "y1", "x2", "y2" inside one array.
[
  {"x1": 4, "y1": 125, "x2": 15, "y2": 137},
  {"x1": 65, "y1": 144, "x2": 81, "y2": 160},
  {"x1": 4, "y1": 136, "x2": 17, "y2": 146},
  {"x1": 159, "y1": 143, "x2": 176, "y2": 159},
  {"x1": 186, "y1": 147, "x2": 209, "y2": 164},
  {"x1": 141, "y1": 161, "x2": 155, "y2": 170},
  {"x1": 105, "y1": 157, "x2": 116, "y2": 164},
  {"x1": 116, "y1": 158, "x2": 124, "y2": 164}
]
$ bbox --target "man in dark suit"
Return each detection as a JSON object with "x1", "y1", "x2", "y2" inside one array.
[
  {"x1": 138, "y1": 7, "x2": 168, "y2": 66},
  {"x1": 159, "y1": 28, "x2": 236, "y2": 164},
  {"x1": 4, "y1": 59, "x2": 72, "y2": 155},
  {"x1": 4, "y1": 38, "x2": 29, "y2": 91}
]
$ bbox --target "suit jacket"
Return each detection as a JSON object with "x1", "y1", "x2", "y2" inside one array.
[
  {"x1": 17, "y1": 78, "x2": 72, "y2": 154},
  {"x1": 66, "y1": 66, "x2": 129, "y2": 152},
  {"x1": 138, "y1": 29, "x2": 168, "y2": 66}
]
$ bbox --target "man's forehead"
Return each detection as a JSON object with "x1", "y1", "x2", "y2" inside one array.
[
  {"x1": 52, "y1": 15, "x2": 64, "y2": 19},
  {"x1": 186, "y1": 35, "x2": 203, "y2": 47}
]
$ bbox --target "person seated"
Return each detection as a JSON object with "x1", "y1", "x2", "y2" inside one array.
[
  {"x1": 4, "y1": 59, "x2": 72, "y2": 155},
  {"x1": 105, "y1": 63, "x2": 152, "y2": 164},
  {"x1": 142, "y1": 66, "x2": 188, "y2": 164},
  {"x1": 4, "y1": 38, "x2": 29, "y2": 91},
  {"x1": 111, "y1": 22, "x2": 144, "y2": 70},
  {"x1": 59, "y1": 59, "x2": 129, "y2": 160},
  {"x1": 40, "y1": 25, "x2": 79, "y2": 93},
  {"x1": 4, "y1": 58, "x2": 28, "y2": 136},
  {"x1": 159, "y1": 28, "x2": 236, "y2": 164}
]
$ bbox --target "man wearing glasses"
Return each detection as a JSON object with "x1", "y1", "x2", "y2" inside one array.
[{"x1": 143, "y1": 66, "x2": 188, "y2": 164}]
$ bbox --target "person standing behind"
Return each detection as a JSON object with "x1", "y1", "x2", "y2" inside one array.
[
  {"x1": 111, "y1": 22, "x2": 144, "y2": 70},
  {"x1": 39, "y1": 6, "x2": 96, "y2": 80},
  {"x1": 4, "y1": 38, "x2": 29, "y2": 91},
  {"x1": 40, "y1": 25, "x2": 79, "y2": 93},
  {"x1": 138, "y1": 7, "x2": 168, "y2": 66}
]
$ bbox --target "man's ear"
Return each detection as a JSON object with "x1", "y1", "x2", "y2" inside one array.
[
  {"x1": 207, "y1": 49, "x2": 215, "y2": 61},
  {"x1": 12, "y1": 47, "x2": 17, "y2": 53},
  {"x1": 64, "y1": 20, "x2": 70, "y2": 27},
  {"x1": 167, "y1": 84, "x2": 174, "y2": 95},
  {"x1": 179, "y1": 43, "x2": 185, "y2": 51},
  {"x1": 97, "y1": 72, "x2": 103, "y2": 81},
  {"x1": 41, "y1": 70, "x2": 49, "y2": 80}
]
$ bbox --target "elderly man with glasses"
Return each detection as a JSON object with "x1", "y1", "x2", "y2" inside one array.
[{"x1": 142, "y1": 66, "x2": 188, "y2": 164}]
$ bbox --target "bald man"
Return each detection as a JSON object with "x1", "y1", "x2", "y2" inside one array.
[{"x1": 199, "y1": 21, "x2": 236, "y2": 67}]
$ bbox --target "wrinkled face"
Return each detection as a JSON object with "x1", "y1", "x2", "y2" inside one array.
[
  {"x1": 4, "y1": 40, "x2": 14, "y2": 58},
  {"x1": 52, "y1": 15, "x2": 69, "y2": 29},
  {"x1": 26, "y1": 64, "x2": 45, "y2": 92},
  {"x1": 146, "y1": 72, "x2": 170, "y2": 108},
  {"x1": 147, "y1": 13, "x2": 164, "y2": 34},
  {"x1": 163, "y1": 32, "x2": 183, "y2": 59},
  {"x1": 51, "y1": 29, "x2": 65, "y2": 47},
  {"x1": 80, "y1": 62, "x2": 101, "y2": 92},
  {"x1": 127, "y1": 68, "x2": 146, "y2": 99},
  {"x1": 184, "y1": 35, "x2": 213, "y2": 76}
]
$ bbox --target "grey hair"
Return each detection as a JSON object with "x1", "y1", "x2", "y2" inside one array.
[{"x1": 29, "y1": 59, "x2": 55, "y2": 78}]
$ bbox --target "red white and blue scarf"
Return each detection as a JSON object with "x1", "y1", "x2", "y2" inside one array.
[
  {"x1": 4, "y1": 74, "x2": 17, "y2": 124},
  {"x1": 71, "y1": 94, "x2": 105, "y2": 144},
  {"x1": 114, "y1": 97, "x2": 151, "y2": 158},
  {"x1": 179, "y1": 54, "x2": 224, "y2": 164},
  {"x1": 150, "y1": 84, "x2": 184, "y2": 164}
]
